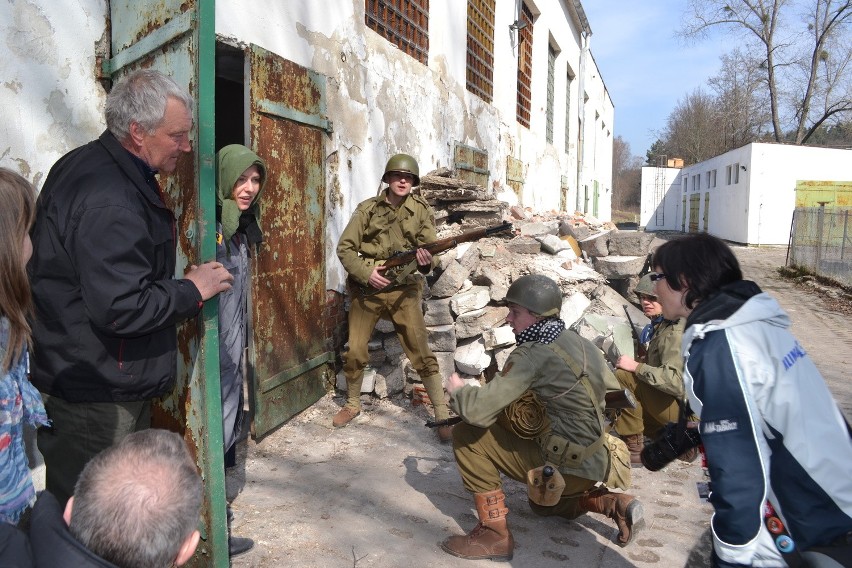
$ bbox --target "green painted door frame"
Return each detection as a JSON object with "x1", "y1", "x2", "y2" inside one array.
[{"x1": 103, "y1": 1, "x2": 227, "y2": 566}]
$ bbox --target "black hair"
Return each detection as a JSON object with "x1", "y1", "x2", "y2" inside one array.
[{"x1": 652, "y1": 233, "x2": 742, "y2": 309}]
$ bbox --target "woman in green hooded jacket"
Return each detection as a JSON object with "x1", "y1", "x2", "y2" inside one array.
[{"x1": 215, "y1": 144, "x2": 266, "y2": 557}]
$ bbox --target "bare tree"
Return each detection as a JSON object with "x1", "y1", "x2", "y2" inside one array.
[
  {"x1": 683, "y1": 0, "x2": 852, "y2": 145},
  {"x1": 708, "y1": 49, "x2": 773, "y2": 149},
  {"x1": 612, "y1": 136, "x2": 643, "y2": 211},
  {"x1": 662, "y1": 88, "x2": 724, "y2": 163}
]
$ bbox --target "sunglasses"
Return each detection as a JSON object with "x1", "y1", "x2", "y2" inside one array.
[{"x1": 649, "y1": 273, "x2": 667, "y2": 282}]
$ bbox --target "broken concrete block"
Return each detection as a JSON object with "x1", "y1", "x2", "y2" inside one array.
[
  {"x1": 560, "y1": 291, "x2": 591, "y2": 326},
  {"x1": 336, "y1": 366, "x2": 375, "y2": 393},
  {"x1": 572, "y1": 313, "x2": 636, "y2": 361},
  {"x1": 578, "y1": 231, "x2": 610, "y2": 257},
  {"x1": 509, "y1": 205, "x2": 528, "y2": 220},
  {"x1": 592, "y1": 255, "x2": 647, "y2": 279},
  {"x1": 374, "y1": 364, "x2": 405, "y2": 398},
  {"x1": 427, "y1": 324, "x2": 457, "y2": 352},
  {"x1": 537, "y1": 234, "x2": 572, "y2": 254},
  {"x1": 458, "y1": 242, "x2": 482, "y2": 273},
  {"x1": 430, "y1": 260, "x2": 471, "y2": 298},
  {"x1": 560, "y1": 219, "x2": 591, "y2": 241},
  {"x1": 482, "y1": 325, "x2": 516, "y2": 349},
  {"x1": 494, "y1": 345, "x2": 516, "y2": 371},
  {"x1": 608, "y1": 231, "x2": 655, "y2": 257},
  {"x1": 424, "y1": 298, "x2": 454, "y2": 326},
  {"x1": 450, "y1": 285, "x2": 491, "y2": 316},
  {"x1": 455, "y1": 306, "x2": 510, "y2": 339},
  {"x1": 454, "y1": 337, "x2": 492, "y2": 375},
  {"x1": 519, "y1": 221, "x2": 558, "y2": 237},
  {"x1": 505, "y1": 237, "x2": 541, "y2": 255},
  {"x1": 591, "y1": 284, "x2": 649, "y2": 327}
]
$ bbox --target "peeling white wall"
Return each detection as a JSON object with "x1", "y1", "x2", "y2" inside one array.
[
  {"x1": 3, "y1": 0, "x2": 613, "y2": 292},
  {"x1": 216, "y1": 0, "x2": 613, "y2": 290},
  {"x1": 0, "y1": 0, "x2": 108, "y2": 188}
]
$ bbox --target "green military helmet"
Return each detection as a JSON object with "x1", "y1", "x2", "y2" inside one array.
[
  {"x1": 634, "y1": 273, "x2": 658, "y2": 299},
  {"x1": 505, "y1": 274, "x2": 562, "y2": 317},
  {"x1": 382, "y1": 153, "x2": 420, "y2": 186}
]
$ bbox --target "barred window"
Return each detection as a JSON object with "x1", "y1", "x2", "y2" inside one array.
[
  {"x1": 365, "y1": 0, "x2": 429, "y2": 65},
  {"x1": 516, "y1": 3, "x2": 533, "y2": 128},
  {"x1": 466, "y1": 0, "x2": 495, "y2": 102},
  {"x1": 546, "y1": 43, "x2": 557, "y2": 144},
  {"x1": 565, "y1": 67, "x2": 574, "y2": 151}
]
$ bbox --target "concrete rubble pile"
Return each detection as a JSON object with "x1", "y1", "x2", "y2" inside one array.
[{"x1": 336, "y1": 169, "x2": 659, "y2": 408}]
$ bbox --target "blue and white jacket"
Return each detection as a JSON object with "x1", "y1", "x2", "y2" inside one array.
[{"x1": 682, "y1": 280, "x2": 852, "y2": 567}]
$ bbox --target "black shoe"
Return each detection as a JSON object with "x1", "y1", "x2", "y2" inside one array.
[{"x1": 228, "y1": 535, "x2": 254, "y2": 557}]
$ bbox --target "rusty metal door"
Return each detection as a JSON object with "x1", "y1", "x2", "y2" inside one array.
[
  {"x1": 248, "y1": 45, "x2": 332, "y2": 437},
  {"x1": 105, "y1": 1, "x2": 227, "y2": 566},
  {"x1": 689, "y1": 194, "x2": 700, "y2": 232}
]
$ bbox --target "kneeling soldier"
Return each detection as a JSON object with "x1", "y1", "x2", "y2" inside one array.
[{"x1": 442, "y1": 275, "x2": 643, "y2": 561}]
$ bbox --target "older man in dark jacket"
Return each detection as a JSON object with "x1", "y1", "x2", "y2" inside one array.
[{"x1": 28, "y1": 70, "x2": 232, "y2": 507}]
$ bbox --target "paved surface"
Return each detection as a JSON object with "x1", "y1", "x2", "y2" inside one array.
[{"x1": 227, "y1": 242, "x2": 851, "y2": 568}]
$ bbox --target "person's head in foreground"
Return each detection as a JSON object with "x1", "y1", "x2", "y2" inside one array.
[
  {"x1": 66, "y1": 429, "x2": 202, "y2": 568},
  {"x1": 649, "y1": 233, "x2": 742, "y2": 321}
]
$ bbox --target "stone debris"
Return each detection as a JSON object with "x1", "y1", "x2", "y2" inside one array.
[{"x1": 337, "y1": 169, "x2": 658, "y2": 403}]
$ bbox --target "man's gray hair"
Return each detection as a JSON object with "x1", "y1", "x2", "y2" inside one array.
[
  {"x1": 69, "y1": 429, "x2": 203, "y2": 568},
  {"x1": 105, "y1": 69, "x2": 193, "y2": 142}
]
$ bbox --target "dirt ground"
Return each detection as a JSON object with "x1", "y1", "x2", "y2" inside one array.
[{"x1": 226, "y1": 242, "x2": 852, "y2": 568}]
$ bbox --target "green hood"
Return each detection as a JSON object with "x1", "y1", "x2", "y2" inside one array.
[{"x1": 216, "y1": 144, "x2": 267, "y2": 243}]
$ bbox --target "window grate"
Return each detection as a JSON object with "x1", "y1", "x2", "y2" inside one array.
[
  {"x1": 365, "y1": 0, "x2": 430, "y2": 65},
  {"x1": 546, "y1": 43, "x2": 556, "y2": 144},
  {"x1": 516, "y1": 3, "x2": 533, "y2": 128},
  {"x1": 466, "y1": 0, "x2": 495, "y2": 102}
]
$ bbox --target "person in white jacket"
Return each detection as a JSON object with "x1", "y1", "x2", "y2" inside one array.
[{"x1": 651, "y1": 233, "x2": 851, "y2": 568}]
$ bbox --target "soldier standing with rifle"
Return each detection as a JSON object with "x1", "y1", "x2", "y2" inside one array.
[
  {"x1": 334, "y1": 154, "x2": 452, "y2": 442},
  {"x1": 613, "y1": 274, "x2": 693, "y2": 466},
  {"x1": 441, "y1": 275, "x2": 643, "y2": 561}
]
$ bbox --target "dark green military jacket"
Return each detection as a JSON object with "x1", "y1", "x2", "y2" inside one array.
[
  {"x1": 337, "y1": 191, "x2": 437, "y2": 287},
  {"x1": 451, "y1": 329, "x2": 619, "y2": 481},
  {"x1": 635, "y1": 317, "x2": 684, "y2": 398}
]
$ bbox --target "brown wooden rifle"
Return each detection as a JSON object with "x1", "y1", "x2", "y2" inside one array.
[
  {"x1": 382, "y1": 220, "x2": 514, "y2": 270},
  {"x1": 363, "y1": 221, "x2": 514, "y2": 294}
]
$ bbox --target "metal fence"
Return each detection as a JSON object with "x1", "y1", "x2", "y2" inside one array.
[{"x1": 788, "y1": 207, "x2": 852, "y2": 287}]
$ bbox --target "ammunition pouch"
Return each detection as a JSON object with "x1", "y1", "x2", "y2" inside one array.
[{"x1": 536, "y1": 430, "x2": 606, "y2": 470}]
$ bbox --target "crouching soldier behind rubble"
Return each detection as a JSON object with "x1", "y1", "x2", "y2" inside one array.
[
  {"x1": 442, "y1": 274, "x2": 644, "y2": 561},
  {"x1": 613, "y1": 273, "x2": 697, "y2": 466}
]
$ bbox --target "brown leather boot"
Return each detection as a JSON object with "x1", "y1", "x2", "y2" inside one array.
[
  {"x1": 579, "y1": 487, "x2": 644, "y2": 546},
  {"x1": 620, "y1": 433, "x2": 645, "y2": 468},
  {"x1": 332, "y1": 406, "x2": 360, "y2": 428},
  {"x1": 441, "y1": 489, "x2": 514, "y2": 561}
]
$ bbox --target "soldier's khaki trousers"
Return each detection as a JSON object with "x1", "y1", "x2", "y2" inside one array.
[
  {"x1": 453, "y1": 420, "x2": 597, "y2": 519},
  {"x1": 343, "y1": 281, "x2": 448, "y2": 420},
  {"x1": 614, "y1": 368, "x2": 680, "y2": 439}
]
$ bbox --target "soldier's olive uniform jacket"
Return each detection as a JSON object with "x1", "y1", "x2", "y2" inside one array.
[
  {"x1": 337, "y1": 192, "x2": 437, "y2": 286},
  {"x1": 635, "y1": 318, "x2": 684, "y2": 398},
  {"x1": 451, "y1": 329, "x2": 619, "y2": 481}
]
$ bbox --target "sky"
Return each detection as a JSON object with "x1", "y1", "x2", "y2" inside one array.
[{"x1": 582, "y1": 1, "x2": 730, "y2": 159}]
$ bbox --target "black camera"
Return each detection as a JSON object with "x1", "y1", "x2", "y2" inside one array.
[{"x1": 640, "y1": 420, "x2": 702, "y2": 472}]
